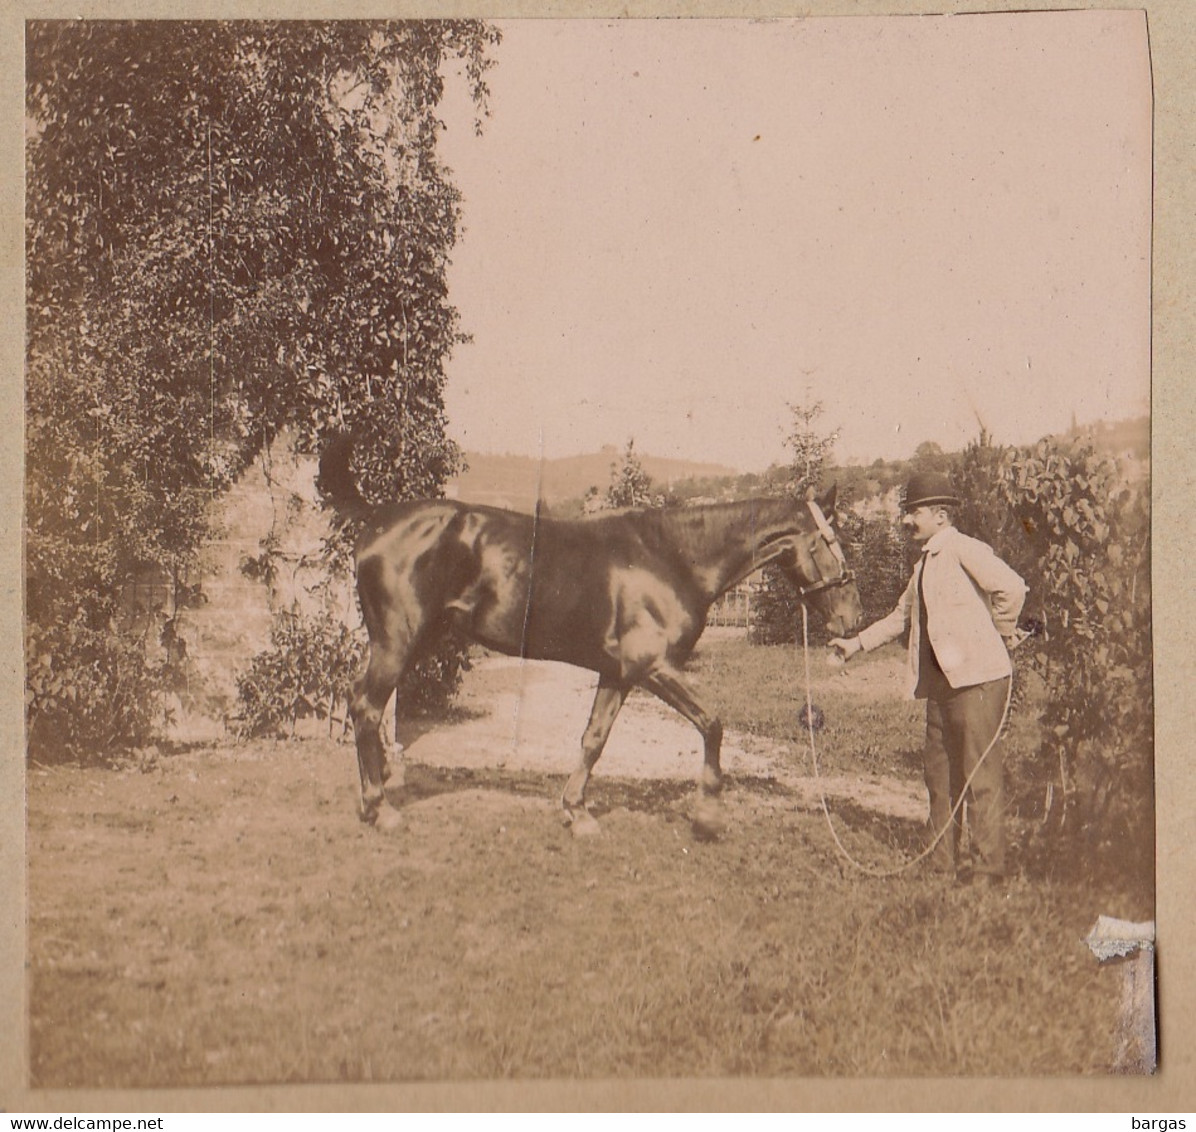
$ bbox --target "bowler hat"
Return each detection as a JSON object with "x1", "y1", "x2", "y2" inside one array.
[{"x1": 903, "y1": 471, "x2": 961, "y2": 511}]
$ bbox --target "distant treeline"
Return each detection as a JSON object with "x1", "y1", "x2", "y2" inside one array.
[
  {"x1": 662, "y1": 415, "x2": 1149, "y2": 511},
  {"x1": 467, "y1": 415, "x2": 1148, "y2": 517}
]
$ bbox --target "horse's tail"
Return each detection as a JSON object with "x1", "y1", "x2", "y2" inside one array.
[{"x1": 317, "y1": 431, "x2": 371, "y2": 522}]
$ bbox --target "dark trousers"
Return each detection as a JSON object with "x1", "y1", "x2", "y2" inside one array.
[{"x1": 923, "y1": 677, "x2": 1010, "y2": 877}]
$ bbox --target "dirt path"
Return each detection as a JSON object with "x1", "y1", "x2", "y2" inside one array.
[{"x1": 400, "y1": 654, "x2": 927, "y2": 823}]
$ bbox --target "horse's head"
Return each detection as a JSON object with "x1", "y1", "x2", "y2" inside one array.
[{"x1": 776, "y1": 486, "x2": 865, "y2": 638}]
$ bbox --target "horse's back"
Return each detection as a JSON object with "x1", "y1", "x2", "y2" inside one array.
[
  {"x1": 352, "y1": 498, "x2": 710, "y2": 676},
  {"x1": 355, "y1": 497, "x2": 466, "y2": 558}
]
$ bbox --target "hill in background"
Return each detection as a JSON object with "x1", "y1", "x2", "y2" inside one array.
[
  {"x1": 448, "y1": 446, "x2": 741, "y2": 512},
  {"x1": 449, "y1": 416, "x2": 1150, "y2": 515}
]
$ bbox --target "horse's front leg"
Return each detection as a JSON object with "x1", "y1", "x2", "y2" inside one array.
[
  {"x1": 641, "y1": 665, "x2": 726, "y2": 839},
  {"x1": 562, "y1": 676, "x2": 629, "y2": 837}
]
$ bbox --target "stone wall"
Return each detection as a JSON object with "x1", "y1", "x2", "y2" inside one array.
[{"x1": 149, "y1": 437, "x2": 357, "y2": 740}]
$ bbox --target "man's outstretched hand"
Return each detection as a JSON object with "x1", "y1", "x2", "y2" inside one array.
[{"x1": 828, "y1": 636, "x2": 863, "y2": 663}]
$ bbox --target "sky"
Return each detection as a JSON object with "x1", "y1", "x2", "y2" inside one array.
[{"x1": 435, "y1": 12, "x2": 1151, "y2": 472}]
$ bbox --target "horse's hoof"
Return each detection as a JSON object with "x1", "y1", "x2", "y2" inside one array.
[
  {"x1": 691, "y1": 815, "x2": 724, "y2": 841},
  {"x1": 374, "y1": 805, "x2": 403, "y2": 832},
  {"x1": 563, "y1": 806, "x2": 602, "y2": 838},
  {"x1": 691, "y1": 796, "x2": 726, "y2": 841}
]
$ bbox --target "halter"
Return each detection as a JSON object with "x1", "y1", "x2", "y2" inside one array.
[{"x1": 797, "y1": 500, "x2": 856, "y2": 598}]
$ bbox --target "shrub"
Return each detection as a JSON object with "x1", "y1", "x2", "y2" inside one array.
[
  {"x1": 838, "y1": 509, "x2": 913, "y2": 627},
  {"x1": 235, "y1": 607, "x2": 469, "y2": 738},
  {"x1": 995, "y1": 439, "x2": 1152, "y2": 884},
  {"x1": 235, "y1": 609, "x2": 365, "y2": 738},
  {"x1": 26, "y1": 617, "x2": 166, "y2": 762},
  {"x1": 399, "y1": 634, "x2": 471, "y2": 719},
  {"x1": 605, "y1": 438, "x2": 657, "y2": 508},
  {"x1": 748, "y1": 562, "x2": 806, "y2": 646}
]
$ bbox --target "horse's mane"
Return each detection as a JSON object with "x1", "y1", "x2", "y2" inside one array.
[{"x1": 610, "y1": 497, "x2": 803, "y2": 561}]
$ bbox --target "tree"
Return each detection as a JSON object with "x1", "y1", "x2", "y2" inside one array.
[
  {"x1": 910, "y1": 440, "x2": 951, "y2": 477},
  {"x1": 605, "y1": 438, "x2": 656, "y2": 509},
  {"x1": 25, "y1": 20, "x2": 500, "y2": 759},
  {"x1": 782, "y1": 400, "x2": 842, "y2": 499}
]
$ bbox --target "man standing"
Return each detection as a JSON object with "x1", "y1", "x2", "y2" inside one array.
[{"x1": 829, "y1": 472, "x2": 1027, "y2": 885}]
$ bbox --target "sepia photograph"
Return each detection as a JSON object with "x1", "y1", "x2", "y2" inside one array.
[{"x1": 11, "y1": 3, "x2": 1189, "y2": 1112}]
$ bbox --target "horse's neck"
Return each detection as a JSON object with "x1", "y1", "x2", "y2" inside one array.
[{"x1": 662, "y1": 499, "x2": 804, "y2": 601}]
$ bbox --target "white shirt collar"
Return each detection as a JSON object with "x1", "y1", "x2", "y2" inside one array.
[{"x1": 922, "y1": 525, "x2": 957, "y2": 556}]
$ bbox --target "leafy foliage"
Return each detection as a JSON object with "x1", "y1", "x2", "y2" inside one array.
[
  {"x1": 25, "y1": 20, "x2": 499, "y2": 759},
  {"x1": 605, "y1": 438, "x2": 658, "y2": 509},
  {"x1": 26, "y1": 617, "x2": 167, "y2": 761},
  {"x1": 837, "y1": 510, "x2": 912, "y2": 628},
  {"x1": 993, "y1": 439, "x2": 1153, "y2": 882},
  {"x1": 235, "y1": 609, "x2": 365, "y2": 738},
  {"x1": 782, "y1": 401, "x2": 841, "y2": 498},
  {"x1": 399, "y1": 634, "x2": 471, "y2": 718},
  {"x1": 236, "y1": 608, "x2": 466, "y2": 739},
  {"x1": 748, "y1": 569, "x2": 808, "y2": 646}
]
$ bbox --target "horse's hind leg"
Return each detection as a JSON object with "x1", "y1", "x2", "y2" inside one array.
[
  {"x1": 350, "y1": 636, "x2": 409, "y2": 830},
  {"x1": 562, "y1": 676, "x2": 629, "y2": 836}
]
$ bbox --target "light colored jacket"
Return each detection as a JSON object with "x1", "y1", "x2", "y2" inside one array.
[{"x1": 858, "y1": 526, "x2": 1027, "y2": 697}]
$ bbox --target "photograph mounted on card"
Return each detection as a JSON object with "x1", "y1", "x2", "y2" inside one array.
[{"x1": 22, "y1": 11, "x2": 1153, "y2": 1088}]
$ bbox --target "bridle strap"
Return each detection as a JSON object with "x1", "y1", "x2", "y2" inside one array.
[
  {"x1": 807, "y1": 500, "x2": 847, "y2": 565},
  {"x1": 799, "y1": 500, "x2": 854, "y2": 597}
]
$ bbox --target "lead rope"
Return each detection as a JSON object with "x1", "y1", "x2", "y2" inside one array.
[{"x1": 798, "y1": 603, "x2": 1012, "y2": 879}]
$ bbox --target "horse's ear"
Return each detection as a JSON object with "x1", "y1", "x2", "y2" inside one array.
[{"x1": 816, "y1": 484, "x2": 838, "y2": 514}]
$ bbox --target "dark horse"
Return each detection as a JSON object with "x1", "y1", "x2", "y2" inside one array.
[{"x1": 318, "y1": 435, "x2": 864, "y2": 835}]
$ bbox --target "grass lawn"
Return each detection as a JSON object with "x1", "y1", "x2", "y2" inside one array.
[
  {"x1": 686, "y1": 634, "x2": 928, "y2": 778},
  {"x1": 26, "y1": 634, "x2": 1152, "y2": 1085}
]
